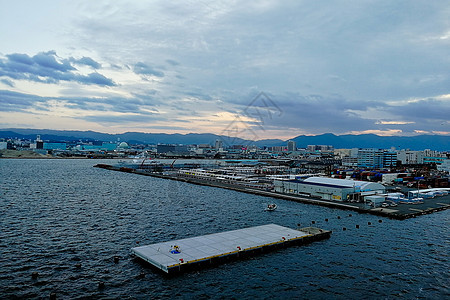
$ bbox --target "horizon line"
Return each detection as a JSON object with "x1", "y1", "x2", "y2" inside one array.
[{"x1": 1, "y1": 127, "x2": 450, "y2": 141}]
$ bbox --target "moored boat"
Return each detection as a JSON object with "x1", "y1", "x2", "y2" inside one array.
[{"x1": 265, "y1": 204, "x2": 277, "y2": 211}]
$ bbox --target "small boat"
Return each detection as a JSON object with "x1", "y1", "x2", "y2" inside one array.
[{"x1": 265, "y1": 204, "x2": 277, "y2": 211}]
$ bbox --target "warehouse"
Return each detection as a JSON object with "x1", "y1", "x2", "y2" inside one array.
[{"x1": 274, "y1": 176, "x2": 385, "y2": 201}]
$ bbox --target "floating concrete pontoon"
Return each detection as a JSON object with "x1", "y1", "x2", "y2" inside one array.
[{"x1": 131, "y1": 224, "x2": 331, "y2": 274}]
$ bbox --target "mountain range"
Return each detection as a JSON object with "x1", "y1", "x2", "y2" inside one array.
[{"x1": 0, "y1": 128, "x2": 449, "y2": 151}]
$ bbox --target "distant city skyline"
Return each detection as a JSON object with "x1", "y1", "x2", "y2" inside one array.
[
  {"x1": 1, "y1": 128, "x2": 449, "y2": 151},
  {"x1": 1, "y1": 1, "x2": 449, "y2": 139}
]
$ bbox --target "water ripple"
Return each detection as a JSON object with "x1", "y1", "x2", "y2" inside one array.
[{"x1": 0, "y1": 159, "x2": 448, "y2": 298}]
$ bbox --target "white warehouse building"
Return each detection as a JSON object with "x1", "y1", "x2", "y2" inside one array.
[{"x1": 274, "y1": 176, "x2": 386, "y2": 201}]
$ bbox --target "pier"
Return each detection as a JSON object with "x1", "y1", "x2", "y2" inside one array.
[
  {"x1": 94, "y1": 164, "x2": 449, "y2": 220},
  {"x1": 131, "y1": 224, "x2": 331, "y2": 274}
]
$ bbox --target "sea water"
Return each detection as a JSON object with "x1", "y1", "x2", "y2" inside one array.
[{"x1": 0, "y1": 159, "x2": 448, "y2": 298}]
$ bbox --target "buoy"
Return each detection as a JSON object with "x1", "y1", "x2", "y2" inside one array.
[
  {"x1": 325, "y1": 219, "x2": 328, "y2": 222},
  {"x1": 113, "y1": 256, "x2": 120, "y2": 263},
  {"x1": 297, "y1": 223, "x2": 301, "y2": 227},
  {"x1": 50, "y1": 293, "x2": 56, "y2": 300},
  {"x1": 343, "y1": 227, "x2": 347, "y2": 231},
  {"x1": 356, "y1": 225, "x2": 360, "y2": 229},
  {"x1": 368, "y1": 222, "x2": 372, "y2": 225},
  {"x1": 98, "y1": 282, "x2": 105, "y2": 289},
  {"x1": 337, "y1": 216, "x2": 341, "y2": 219},
  {"x1": 311, "y1": 221, "x2": 315, "y2": 224},
  {"x1": 349, "y1": 214, "x2": 352, "y2": 217},
  {"x1": 136, "y1": 241, "x2": 140, "y2": 244},
  {"x1": 31, "y1": 272, "x2": 39, "y2": 279},
  {"x1": 378, "y1": 220, "x2": 383, "y2": 223}
]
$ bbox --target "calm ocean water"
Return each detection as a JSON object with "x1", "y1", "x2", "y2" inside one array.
[{"x1": 0, "y1": 159, "x2": 448, "y2": 299}]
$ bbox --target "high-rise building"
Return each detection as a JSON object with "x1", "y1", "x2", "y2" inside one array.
[
  {"x1": 357, "y1": 148, "x2": 384, "y2": 168},
  {"x1": 215, "y1": 139, "x2": 223, "y2": 150},
  {"x1": 287, "y1": 140, "x2": 296, "y2": 152},
  {"x1": 35, "y1": 135, "x2": 44, "y2": 149},
  {"x1": 397, "y1": 150, "x2": 424, "y2": 164},
  {"x1": 382, "y1": 150, "x2": 397, "y2": 168}
]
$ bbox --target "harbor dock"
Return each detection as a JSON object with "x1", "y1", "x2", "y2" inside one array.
[
  {"x1": 94, "y1": 164, "x2": 449, "y2": 220},
  {"x1": 131, "y1": 224, "x2": 331, "y2": 274}
]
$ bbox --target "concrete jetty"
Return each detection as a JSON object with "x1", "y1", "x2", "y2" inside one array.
[
  {"x1": 131, "y1": 224, "x2": 331, "y2": 274},
  {"x1": 94, "y1": 164, "x2": 449, "y2": 220}
]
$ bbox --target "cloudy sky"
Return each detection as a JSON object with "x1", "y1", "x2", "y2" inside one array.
[{"x1": 1, "y1": 0, "x2": 449, "y2": 139}]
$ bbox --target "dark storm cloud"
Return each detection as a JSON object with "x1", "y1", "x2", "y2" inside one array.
[
  {"x1": 0, "y1": 51, "x2": 115, "y2": 86},
  {"x1": 133, "y1": 62, "x2": 164, "y2": 77}
]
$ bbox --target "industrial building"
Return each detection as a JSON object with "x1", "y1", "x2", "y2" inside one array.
[
  {"x1": 274, "y1": 176, "x2": 385, "y2": 201},
  {"x1": 157, "y1": 144, "x2": 189, "y2": 154},
  {"x1": 43, "y1": 142, "x2": 67, "y2": 150}
]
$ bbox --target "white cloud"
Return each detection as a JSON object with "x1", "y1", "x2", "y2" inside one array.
[
  {"x1": 346, "y1": 129, "x2": 404, "y2": 136},
  {"x1": 376, "y1": 121, "x2": 415, "y2": 125}
]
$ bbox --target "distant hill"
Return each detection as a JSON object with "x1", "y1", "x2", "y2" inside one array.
[
  {"x1": 0, "y1": 128, "x2": 449, "y2": 151},
  {"x1": 291, "y1": 133, "x2": 450, "y2": 151},
  {"x1": 0, "y1": 128, "x2": 251, "y2": 146}
]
